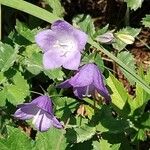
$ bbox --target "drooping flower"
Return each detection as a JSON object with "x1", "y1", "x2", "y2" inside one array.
[
  {"x1": 96, "y1": 32, "x2": 114, "y2": 44},
  {"x1": 35, "y1": 20, "x2": 87, "y2": 70},
  {"x1": 14, "y1": 95, "x2": 62, "y2": 132},
  {"x1": 58, "y1": 63, "x2": 111, "y2": 104}
]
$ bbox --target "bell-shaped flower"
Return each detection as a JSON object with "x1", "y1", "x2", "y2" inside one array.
[
  {"x1": 58, "y1": 63, "x2": 111, "y2": 104},
  {"x1": 14, "y1": 95, "x2": 62, "y2": 132},
  {"x1": 35, "y1": 20, "x2": 87, "y2": 70}
]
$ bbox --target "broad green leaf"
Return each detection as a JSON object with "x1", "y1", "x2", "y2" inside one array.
[
  {"x1": 0, "y1": 43, "x2": 18, "y2": 72},
  {"x1": 124, "y1": 0, "x2": 144, "y2": 10},
  {"x1": 35, "y1": 128, "x2": 67, "y2": 150},
  {"x1": 142, "y1": 15, "x2": 150, "y2": 27},
  {"x1": 54, "y1": 97, "x2": 78, "y2": 119},
  {"x1": 92, "y1": 140, "x2": 120, "y2": 150},
  {"x1": 22, "y1": 44, "x2": 42, "y2": 75},
  {"x1": 0, "y1": 88, "x2": 7, "y2": 106},
  {"x1": 93, "y1": 106, "x2": 129, "y2": 133},
  {"x1": 73, "y1": 14, "x2": 95, "y2": 37},
  {"x1": 6, "y1": 71, "x2": 30, "y2": 105},
  {"x1": 44, "y1": 0, "x2": 65, "y2": 17},
  {"x1": 0, "y1": 126, "x2": 33, "y2": 150},
  {"x1": 130, "y1": 69, "x2": 150, "y2": 114},
  {"x1": 44, "y1": 68, "x2": 65, "y2": 81},
  {"x1": 15, "y1": 20, "x2": 38, "y2": 42},
  {"x1": 106, "y1": 73, "x2": 131, "y2": 113},
  {"x1": 66, "y1": 125, "x2": 96, "y2": 143},
  {"x1": 113, "y1": 27, "x2": 141, "y2": 51},
  {"x1": 117, "y1": 51, "x2": 136, "y2": 84}
]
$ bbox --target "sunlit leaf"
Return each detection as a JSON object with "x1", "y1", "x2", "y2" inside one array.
[
  {"x1": 35, "y1": 128, "x2": 67, "y2": 150},
  {"x1": 113, "y1": 27, "x2": 141, "y2": 51},
  {"x1": 0, "y1": 43, "x2": 18, "y2": 72},
  {"x1": 142, "y1": 15, "x2": 150, "y2": 27},
  {"x1": 124, "y1": 0, "x2": 144, "y2": 10}
]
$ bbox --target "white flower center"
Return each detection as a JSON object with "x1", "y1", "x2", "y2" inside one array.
[{"x1": 53, "y1": 38, "x2": 77, "y2": 57}]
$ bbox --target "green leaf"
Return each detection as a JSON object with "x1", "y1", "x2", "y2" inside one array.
[
  {"x1": 44, "y1": 68, "x2": 65, "y2": 81},
  {"x1": 6, "y1": 71, "x2": 30, "y2": 105},
  {"x1": 0, "y1": 0, "x2": 60, "y2": 23},
  {"x1": 35, "y1": 128, "x2": 67, "y2": 150},
  {"x1": 15, "y1": 20, "x2": 38, "y2": 43},
  {"x1": 92, "y1": 106, "x2": 129, "y2": 133},
  {"x1": 106, "y1": 73, "x2": 131, "y2": 114},
  {"x1": 0, "y1": 126, "x2": 33, "y2": 150},
  {"x1": 124, "y1": 0, "x2": 144, "y2": 10},
  {"x1": 117, "y1": 51, "x2": 136, "y2": 84},
  {"x1": 113, "y1": 27, "x2": 141, "y2": 51},
  {"x1": 92, "y1": 140, "x2": 121, "y2": 150},
  {"x1": 142, "y1": 15, "x2": 150, "y2": 27},
  {"x1": 0, "y1": 43, "x2": 18, "y2": 72},
  {"x1": 44, "y1": 0, "x2": 65, "y2": 17},
  {"x1": 73, "y1": 14, "x2": 95, "y2": 37},
  {"x1": 130, "y1": 69, "x2": 150, "y2": 114},
  {"x1": 66, "y1": 125, "x2": 96, "y2": 143},
  {"x1": 54, "y1": 97, "x2": 78, "y2": 119}
]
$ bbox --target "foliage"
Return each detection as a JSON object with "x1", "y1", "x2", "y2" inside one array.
[{"x1": 0, "y1": 0, "x2": 150, "y2": 149}]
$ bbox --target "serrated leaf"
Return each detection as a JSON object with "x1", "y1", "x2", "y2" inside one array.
[
  {"x1": 117, "y1": 51, "x2": 136, "y2": 84},
  {"x1": 73, "y1": 14, "x2": 95, "y2": 37},
  {"x1": 113, "y1": 27, "x2": 141, "y2": 51},
  {"x1": 54, "y1": 97, "x2": 78, "y2": 119},
  {"x1": 0, "y1": 43, "x2": 18, "y2": 72},
  {"x1": 142, "y1": 15, "x2": 150, "y2": 27},
  {"x1": 44, "y1": 0, "x2": 65, "y2": 17},
  {"x1": 66, "y1": 125, "x2": 96, "y2": 143},
  {"x1": 93, "y1": 106, "x2": 129, "y2": 133},
  {"x1": 0, "y1": 126, "x2": 33, "y2": 150},
  {"x1": 35, "y1": 128, "x2": 67, "y2": 150},
  {"x1": 6, "y1": 71, "x2": 30, "y2": 105},
  {"x1": 44, "y1": 68, "x2": 65, "y2": 81},
  {"x1": 92, "y1": 140, "x2": 121, "y2": 150},
  {"x1": 15, "y1": 20, "x2": 38, "y2": 43},
  {"x1": 124, "y1": 0, "x2": 144, "y2": 10}
]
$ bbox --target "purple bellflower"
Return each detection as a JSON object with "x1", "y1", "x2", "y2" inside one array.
[
  {"x1": 35, "y1": 20, "x2": 87, "y2": 70},
  {"x1": 58, "y1": 63, "x2": 111, "y2": 104},
  {"x1": 14, "y1": 95, "x2": 62, "y2": 132}
]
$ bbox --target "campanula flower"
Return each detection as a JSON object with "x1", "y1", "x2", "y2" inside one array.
[
  {"x1": 14, "y1": 96, "x2": 62, "y2": 132},
  {"x1": 35, "y1": 20, "x2": 87, "y2": 70},
  {"x1": 96, "y1": 32, "x2": 114, "y2": 44},
  {"x1": 58, "y1": 63, "x2": 111, "y2": 104}
]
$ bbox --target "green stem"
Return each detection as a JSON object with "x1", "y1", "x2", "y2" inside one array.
[{"x1": 0, "y1": 0, "x2": 60, "y2": 23}]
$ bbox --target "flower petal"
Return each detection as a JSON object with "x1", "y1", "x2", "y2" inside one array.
[
  {"x1": 33, "y1": 110, "x2": 53, "y2": 132},
  {"x1": 14, "y1": 104, "x2": 38, "y2": 120},
  {"x1": 57, "y1": 79, "x2": 72, "y2": 88},
  {"x1": 73, "y1": 87, "x2": 87, "y2": 99},
  {"x1": 43, "y1": 50, "x2": 64, "y2": 69},
  {"x1": 52, "y1": 117, "x2": 63, "y2": 128},
  {"x1": 35, "y1": 29, "x2": 57, "y2": 52},
  {"x1": 31, "y1": 95, "x2": 53, "y2": 114},
  {"x1": 69, "y1": 64, "x2": 94, "y2": 87},
  {"x1": 51, "y1": 20, "x2": 73, "y2": 33},
  {"x1": 63, "y1": 52, "x2": 81, "y2": 70},
  {"x1": 93, "y1": 65, "x2": 111, "y2": 103},
  {"x1": 52, "y1": 20, "x2": 87, "y2": 51},
  {"x1": 73, "y1": 29, "x2": 88, "y2": 51}
]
